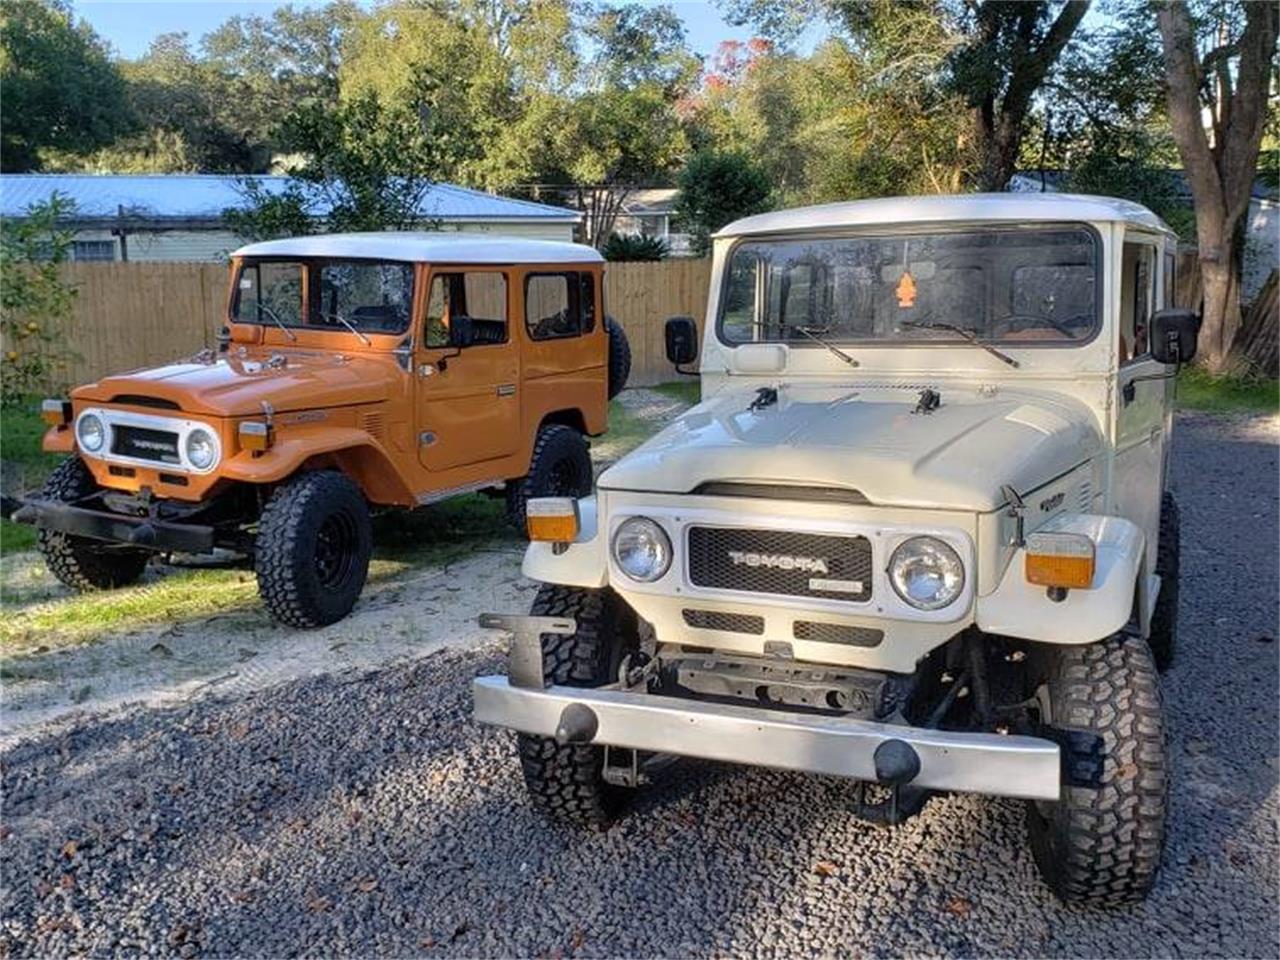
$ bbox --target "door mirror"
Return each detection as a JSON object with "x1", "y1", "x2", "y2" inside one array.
[
  {"x1": 448, "y1": 315, "x2": 475, "y2": 349},
  {"x1": 1150, "y1": 308, "x2": 1200, "y2": 365},
  {"x1": 665, "y1": 316, "x2": 698, "y2": 366}
]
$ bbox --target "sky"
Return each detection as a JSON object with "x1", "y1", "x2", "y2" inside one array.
[{"x1": 70, "y1": 0, "x2": 792, "y2": 61}]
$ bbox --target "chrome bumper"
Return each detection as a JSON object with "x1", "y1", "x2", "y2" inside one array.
[{"x1": 472, "y1": 676, "x2": 1062, "y2": 802}]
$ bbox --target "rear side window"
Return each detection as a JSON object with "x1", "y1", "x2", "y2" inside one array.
[{"x1": 525, "y1": 272, "x2": 595, "y2": 340}]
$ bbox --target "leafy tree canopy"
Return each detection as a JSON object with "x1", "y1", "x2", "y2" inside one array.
[{"x1": 675, "y1": 149, "x2": 772, "y2": 255}]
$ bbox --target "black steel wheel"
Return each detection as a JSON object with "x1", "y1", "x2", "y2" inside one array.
[
  {"x1": 505, "y1": 424, "x2": 592, "y2": 534},
  {"x1": 255, "y1": 470, "x2": 372, "y2": 628}
]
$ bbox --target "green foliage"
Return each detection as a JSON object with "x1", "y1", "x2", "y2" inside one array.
[
  {"x1": 0, "y1": 398, "x2": 59, "y2": 552},
  {"x1": 1177, "y1": 367, "x2": 1280, "y2": 413},
  {"x1": 601, "y1": 233, "x2": 669, "y2": 261},
  {"x1": 676, "y1": 150, "x2": 772, "y2": 256},
  {"x1": 223, "y1": 93, "x2": 449, "y2": 237},
  {"x1": 0, "y1": 195, "x2": 79, "y2": 406},
  {"x1": 588, "y1": 4, "x2": 701, "y2": 95},
  {"x1": 0, "y1": 0, "x2": 134, "y2": 171}
]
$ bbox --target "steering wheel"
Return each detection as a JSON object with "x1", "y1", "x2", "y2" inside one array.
[{"x1": 992, "y1": 313, "x2": 1089, "y2": 339}]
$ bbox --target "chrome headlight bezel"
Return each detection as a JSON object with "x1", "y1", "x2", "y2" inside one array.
[
  {"x1": 611, "y1": 516, "x2": 673, "y2": 583},
  {"x1": 75, "y1": 412, "x2": 106, "y2": 452},
  {"x1": 888, "y1": 536, "x2": 965, "y2": 610}
]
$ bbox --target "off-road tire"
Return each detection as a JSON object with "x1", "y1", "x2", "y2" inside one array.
[
  {"x1": 516, "y1": 585, "x2": 638, "y2": 827},
  {"x1": 255, "y1": 470, "x2": 372, "y2": 628},
  {"x1": 1147, "y1": 492, "x2": 1180, "y2": 671},
  {"x1": 505, "y1": 424, "x2": 593, "y2": 534},
  {"x1": 37, "y1": 458, "x2": 149, "y2": 591},
  {"x1": 604, "y1": 315, "x2": 631, "y2": 400},
  {"x1": 1026, "y1": 633, "x2": 1168, "y2": 905}
]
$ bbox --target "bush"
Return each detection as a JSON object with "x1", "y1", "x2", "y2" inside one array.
[
  {"x1": 675, "y1": 150, "x2": 772, "y2": 257},
  {"x1": 0, "y1": 193, "x2": 78, "y2": 407},
  {"x1": 602, "y1": 232, "x2": 669, "y2": 261}
]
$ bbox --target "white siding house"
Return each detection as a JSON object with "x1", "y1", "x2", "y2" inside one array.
[{"x1": 0, "y1": 174, "x2": 582, "y2": 262}]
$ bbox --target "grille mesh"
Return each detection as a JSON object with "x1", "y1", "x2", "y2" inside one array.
[
  {"x1": 793, "y1": 621, "x2": 884, "y2": 647},
  {"x1": 682, "y1": 609, "x2": 765, "y2": 635},
  {"x1": 687, "y1": 527, "x2": 873, "y2": 602},
  {"x1": 112, "y1": 425, "x2": 181, "y2": 464}
]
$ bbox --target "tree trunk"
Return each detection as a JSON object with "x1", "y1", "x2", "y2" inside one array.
[{"x1": 1199, "y1": 255, "x2": 1242, "y2": 373}]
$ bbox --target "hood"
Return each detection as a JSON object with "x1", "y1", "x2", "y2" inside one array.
[
  {"x1": 72, "y1": 349, "x2": 400, "y2": 418},
  {"x1": 600, "y1": 382, "x2": 1102, "y2": 512}
]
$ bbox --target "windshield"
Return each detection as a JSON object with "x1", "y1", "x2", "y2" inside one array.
[
  {"x1": 719, "y1": 227, "x2": 1098, "y2": 347},
  {"x1": 233, "y1": 259, "x2": 415, "y2": 335}
]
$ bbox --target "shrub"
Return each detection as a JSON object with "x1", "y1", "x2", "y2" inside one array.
[{"x1": 601, "y1": 232, "x2": 669, "y2": 261}]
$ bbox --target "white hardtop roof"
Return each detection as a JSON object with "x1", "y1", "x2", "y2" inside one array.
[
  {"x1": 716, "y1": 193, "x2": 1173, "y2": 238},
  {"x1": 233, "y1": 232, "x2": 603, "y2": 264}
]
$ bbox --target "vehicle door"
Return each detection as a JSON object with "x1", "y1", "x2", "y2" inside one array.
[
  {"x1": 1113, "y1": 233, "x2": 1167, "y2": 572},
  {"x1": 415, "y1": 267, "x2": 520, "y2": 472}
]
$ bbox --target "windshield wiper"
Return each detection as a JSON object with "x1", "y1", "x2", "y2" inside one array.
[
  {"x1": 257, "y1": 303, "x2": 297, "y2": 342},
  {"x1": 751, "y1": 321, "x2": 858, "y2": 367},
  {"x1": 899, "y1": 319, "x2": 1019, "y2": 368},
  {"x1": 326, "y1": 311, "x2": 372, "y2": 347}
]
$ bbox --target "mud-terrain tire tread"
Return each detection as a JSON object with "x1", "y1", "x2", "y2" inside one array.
[
  {"x1": 255, "y1": 470, "x2": 372, "y2": 628},
  {"x1": 37, "y1": 458, "x2": 148, "y2": 590},
  {"x1": 505, "y1": 424, "x2": 592, "y2": 533},
  {"x1": 1147, "y1": 492, "x2": 1179, "y2": 671},
  {"x1": 516, "y1": 585, "x2": 635, "y2": 827},
  {"x1": 1027, "y1": 633, "x2": 1168, "y2": 905},
  {"x1": 605, "y1": 315, "x2": 631, "y2": 400}
]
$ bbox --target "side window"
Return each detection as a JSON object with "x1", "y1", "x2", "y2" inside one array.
[
  {"x1": 423, "y1": 271, "x2": 508, "y2": 348},
  {"x1": 1119, "y1": 241, "x2": 1155, "y2": 363},
  {"x1": 525, "y1": 272, "x2": 590, "y2": 340}
]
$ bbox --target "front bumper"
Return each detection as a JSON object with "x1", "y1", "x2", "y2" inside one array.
[
  {"x1": 472, "y1": 676, "x2": 1062, "y2": 802},
  {"x1": 10, "y1": 497, "x2": 215, "y2": 553}
]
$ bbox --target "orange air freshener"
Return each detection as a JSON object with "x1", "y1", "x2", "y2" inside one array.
[{"x1": 896, "y1": 270, "x2": 917, "y2": 308}]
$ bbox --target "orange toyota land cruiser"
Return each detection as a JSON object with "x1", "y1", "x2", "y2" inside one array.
[{"x1": 12, "y1": 233, "x2": 630, "y2": 627}]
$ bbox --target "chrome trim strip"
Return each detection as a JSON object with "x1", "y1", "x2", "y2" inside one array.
[
  {"x1": 473, "y1": 676, "x2": 1062, "y2": 801},
  {"x1": 414, "y1": 479, "x2": 503, "y2": 505}
]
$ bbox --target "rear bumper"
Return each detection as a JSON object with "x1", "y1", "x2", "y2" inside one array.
[
  {"x1": 472, "y1": 675, "x2": 1062, "y2": 801},
  {"x1": 9, "y1": 498, "x2": 215, "y2": 553}
]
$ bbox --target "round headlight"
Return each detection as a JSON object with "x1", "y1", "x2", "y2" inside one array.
[
  {"x1": 185, "y1": 427, "x2": 218, "y2": 471},
  {"x1": 889, "y1": 537, "x2": 964, "y2": 610},
  {"x1": 76, "y1": 413, "x2": 105, "y2": 452},
  {"x1": 612, "y1": 517, "x2": 672, "y2": 582}
]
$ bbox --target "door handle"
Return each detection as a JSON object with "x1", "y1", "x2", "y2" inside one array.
[
  {"x1": 497, "y1": 384, "x2": 516, "y2": 397},
  {"x1": 1122, "y1": 381, "x2": 1136, "y2": 405}
]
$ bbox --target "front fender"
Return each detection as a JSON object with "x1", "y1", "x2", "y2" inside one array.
[
  {"x1": 522, "y1": 495, "x2": 608, "y2": 588},
  {"x1": 220, "y1": 428, "x2": 416, "y2": 505},
  {"x1": 976, "y1": 514, "x2": 1144, "y2": 645}
]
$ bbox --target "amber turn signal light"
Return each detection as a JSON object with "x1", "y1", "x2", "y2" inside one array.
[
  {"x1": 1024, "y1": 531, "x2": 1095, "y2": 589},
  {"x1": 41, "y1": 398, "x2": 71, "y2": 426},
  {"x1": 238, "y1": 420, "x2": 273, "y2": 452},
  {"x1": 526, "y1": 497, "x2": 579, "y2": 542}
]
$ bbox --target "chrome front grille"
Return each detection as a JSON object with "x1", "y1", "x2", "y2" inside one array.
[{"x1": 686, "y1": 526, "x2": 873, "y2": 602}]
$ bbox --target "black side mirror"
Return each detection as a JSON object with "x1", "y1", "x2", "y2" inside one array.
[
  {"x1": 665, "y1": 316, "x2": 698, "y2": 366},
  {"x1": 1150, "y1": 308, "x2": 1200, "y2": 365},
  {"x1": 448, "y1": 315, "x2": 474, "y2": 349}
]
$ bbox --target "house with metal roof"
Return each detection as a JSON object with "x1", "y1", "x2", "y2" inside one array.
[{"x1": 0, "y1": 174, "x2": 582, "y2": 262}]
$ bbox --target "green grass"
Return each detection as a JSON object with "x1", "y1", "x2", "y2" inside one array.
[
  {"x1": 651, "y1": 379, "x2": 702, "y2": 406},
  {"x1": 1176, "y1": 368, "x2": 1280, "y2": 413},
  {"x1": 1, "y1": 399, "x2": 60, "y2": 553}
]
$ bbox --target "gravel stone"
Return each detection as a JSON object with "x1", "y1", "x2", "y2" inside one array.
[{"x1": 0, "y1": 412, "x2": 1276, "y2": 958}]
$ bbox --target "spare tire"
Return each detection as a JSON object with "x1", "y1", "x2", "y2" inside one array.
[{"x1": 604, "y1": 315, "x2": 631, "y2": 400}]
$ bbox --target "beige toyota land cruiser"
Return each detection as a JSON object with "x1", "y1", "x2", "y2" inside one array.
[{"x1": 473, "y1": 194, "x2": 1198, "y2": 906}]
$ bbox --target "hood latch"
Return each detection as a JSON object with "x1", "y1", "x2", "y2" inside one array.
[
  {"x1": 748, "y1": 386, "x2": 778, "y2": 412},
  {"x1": 912, "y1": 388, "x2": 941, "y2": 415}
]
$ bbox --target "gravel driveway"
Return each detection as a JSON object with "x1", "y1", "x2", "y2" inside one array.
[{"x1": 2, "y1": 412, "x2": 1277, "y2": 958}]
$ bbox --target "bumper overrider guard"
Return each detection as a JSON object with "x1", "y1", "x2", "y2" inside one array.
[
  {"x1": 8, "y1": 497, "x2": 215, "y2": 553},
  {"x1": 472, "y1": 614, "x2": 1063, "y2": 803}
]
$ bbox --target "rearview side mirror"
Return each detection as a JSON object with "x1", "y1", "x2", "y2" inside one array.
[
  {"x1": 665, "y1": 316, "x2": 698, "y2": 367},
  {"x1": 448, "y1": 315, "x2": 475, "y2": 349},
  {"x1": 1150, "y1": 308, "x2": 1200, "y2": 365}
]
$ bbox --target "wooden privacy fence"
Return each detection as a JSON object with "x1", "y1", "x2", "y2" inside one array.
[
  {"x1": 11, "y1": 260, "x2": 712, "y2": 391},
  {"x1": 12, "y1": 253, "x2": 1215, "y2": 391}
]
